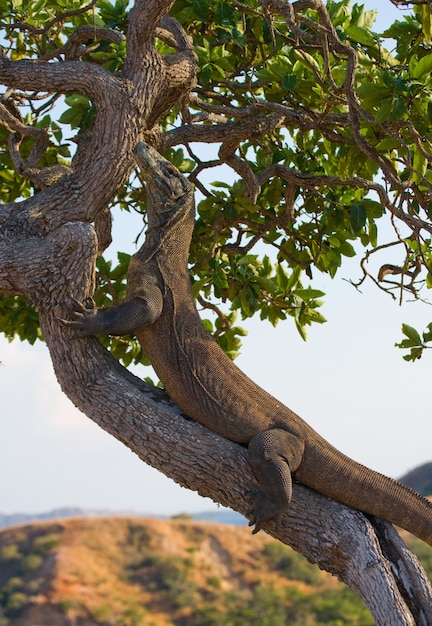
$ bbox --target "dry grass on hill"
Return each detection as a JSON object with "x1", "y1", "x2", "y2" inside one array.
[{"x1": 2, "y1": 515, "x2": 424, "y2": 625}]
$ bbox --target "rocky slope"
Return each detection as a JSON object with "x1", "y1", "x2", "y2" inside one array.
[{"x1": 0, "y1": 516, "x2": 379, "y2": 626}]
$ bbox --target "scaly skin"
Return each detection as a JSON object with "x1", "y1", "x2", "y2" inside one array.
[{"x1": 66, "y1": 143, "x2": 432, "y2": 544}]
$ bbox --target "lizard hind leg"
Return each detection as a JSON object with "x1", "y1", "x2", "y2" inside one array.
[{"x1": 247, "y1": 428, "x2": 305, "y2": 534}]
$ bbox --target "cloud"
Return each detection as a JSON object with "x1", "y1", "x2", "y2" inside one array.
[{"x1": 1, "y1": 337, "x2": 97, "y2": 434}]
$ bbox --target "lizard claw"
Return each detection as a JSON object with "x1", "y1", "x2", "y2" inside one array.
[
  {"x1": 69, "y1": 297, "x2": 95, "y2": 313},
  {"x1": 57, "y1": 298, "x2": 99, "y2": 337},
  {"x1": 246, "y1": 489, "x2": 285, "y2": 534}
]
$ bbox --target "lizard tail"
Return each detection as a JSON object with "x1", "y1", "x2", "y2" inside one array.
[{"x1": 297, "y1": 442, "x2": 432, "y2": 546}]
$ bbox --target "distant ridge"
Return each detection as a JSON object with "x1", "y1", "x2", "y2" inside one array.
[
  {"x1": 398, "y1": 462, "x2": 432, "y2": 497},
  {"x1": 2, "y1": 460, "x2": 430, "y2": 530},
  {"x1": 0, "y1": 506, "x2": 246, "y2": 530},
  {"x1": 0, "y1": 507, "x2": 122, "y2": 530}
]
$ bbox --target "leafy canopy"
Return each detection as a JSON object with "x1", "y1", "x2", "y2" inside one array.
[{"x1": 1, "y1": 0, "x2": 432, "y2": 362}]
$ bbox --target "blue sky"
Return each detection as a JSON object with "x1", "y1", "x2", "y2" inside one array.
[{"x1": 1, "y1": 1, "x2": 431, "y2": 517}]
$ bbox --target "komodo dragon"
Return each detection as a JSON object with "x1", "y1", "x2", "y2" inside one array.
[{"x1": 64, "y1": 142, "x2": 432, "y2": 545}]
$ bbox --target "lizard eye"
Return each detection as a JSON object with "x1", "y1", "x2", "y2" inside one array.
[{"x1": 166, "y1": 164, "x2": 177, "y2": 176}]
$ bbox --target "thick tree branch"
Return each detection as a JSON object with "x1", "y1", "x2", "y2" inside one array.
[
  {"x1": 0, "y1": 12, "x2": 197, "y2": 233},
  {"x1": 129, "y1": 0, "x2": 175, "y2": 45},
  {"x1": 0, "y1": 52, "x2": 136, "y2": 229},
  {"x1": 37, "y1": 303, "x2": 432, "y2": 626},
  {"x1": 0, "y1": 52, "x2": 120, "y2": 101},
  {"x1": 1, "y1": 2, "x2": 432, "y2": 623},
  {"x1": 1, "y1": 160, "x2": 431, "y2": 624}
]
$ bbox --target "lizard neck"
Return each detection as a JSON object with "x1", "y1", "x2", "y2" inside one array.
[
  {"x1": 132, "y1": 143, "x2": 196, "y2": 268},
  {"x1": 136, "y1": 188, "x2": 195, "y2": 268}
]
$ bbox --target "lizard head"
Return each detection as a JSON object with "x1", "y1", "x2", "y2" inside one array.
[{"x1": 135, "y1": 142, "x2": 192, "y2": 202}]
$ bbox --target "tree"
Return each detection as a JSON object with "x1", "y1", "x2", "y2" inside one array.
[{"x1": 1, "y1": 0, "x2": 432, "y2": 622}]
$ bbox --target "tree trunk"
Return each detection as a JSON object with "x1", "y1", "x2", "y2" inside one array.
[
  {"x1": 1, "y1": 186, "x2": 431, "y2": 626},
  {"x1": 0, "y1": 0, "x2": 431, "y2": 623}
]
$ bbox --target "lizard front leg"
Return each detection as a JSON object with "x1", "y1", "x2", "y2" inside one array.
[
  {"x1": 248, "y1": 429, "x2": 305, "y2": 533},
  {"x1": 60, "y1": 284, "x2": 163, "y2": 337}
]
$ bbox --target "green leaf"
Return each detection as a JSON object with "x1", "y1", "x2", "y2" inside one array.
[
  {"x1": 281, "y1": 74, "x2": 297, "y2": 92},
  {"x1": 375, "y1": 99, "x2": 392, "y2": 123},
  {"x1": 304, "y1": 309, "x2": 327, "y2": 324},
  {"x1": 401, "y1": 323, "x2": 422, "y2": 345},
  {"x1": 213, "y1": 269, "x2": 229, "y2": 289},
  {"x1": 410, "y1": 53, "x2": 432, "y2": 79},
  {"x1": 294, "y1": 288, "x2": 325, "y2": 300},
  {"x1": 357, "y1": 83, "x2": 389, "y2": 108},
  {"x1": 350, "y1": 204, "x2": 366, "y2": 233},
  {"x1": 292, "y1": 49, "x2": 321, "y2": 74},
  {"x1": 275, "y1": 263, "x2": 288, "y2": 290},
  {"x1": 421, "y1": 5, "x2": 432, "y2": 41},
  {"x1": 199, "y1": 63, "x2": 212, "y2": 84},
  {"x1": 58, "y1": 108, "x2": 82, "y2": 127},
  {"x1": 423, "y1": 322, "x2": 432, "y2": 343},
  {"x1": 413, "y1": 150, "x2": 428, "y2": 182},
  {"x1": 64, "y1": 94, "x2": 91, "y2": 107},
  {"x1": 191, "y1": 0, "x2": 209, "y2": 22},
  {"x1": 295, "y1": 320, "x2": 308, "y2": 341},
  {"x1": 402, "y1": 348, "x2": 423, "y2": 362},
  {"x1": 339, "y1": 241, "x2": 356, "y2": 257},
  {"x1": 368, "y1": 220, "x2": 378, "y2": 248},
  {"x1": 389, "y1": 96, "x2": 405, "y2": 121},
  {"x1": 285, "y1": 266, "x2": 302, "y2": 292},
  {"x1": 346, "y1": 25, "x2": 376, "y2": 47},
  {"x1": 375, "y1": 137, "x2": 402, "y2": 152}
]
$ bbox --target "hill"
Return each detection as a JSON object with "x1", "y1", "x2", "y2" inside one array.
[
  {"x1": 399, "y1": 463, "x2": 432, "y2": 496},
  {"x1": 0, "y1": 516, "x2": 379, "y2": 626}
]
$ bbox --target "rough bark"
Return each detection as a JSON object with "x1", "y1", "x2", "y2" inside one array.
[
  {"x1": 0, "y1": 0, "x2": 431, "y2": 623},
  {"x1": 7, "y1": 170, "x2": 429, "y2": 626}
]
